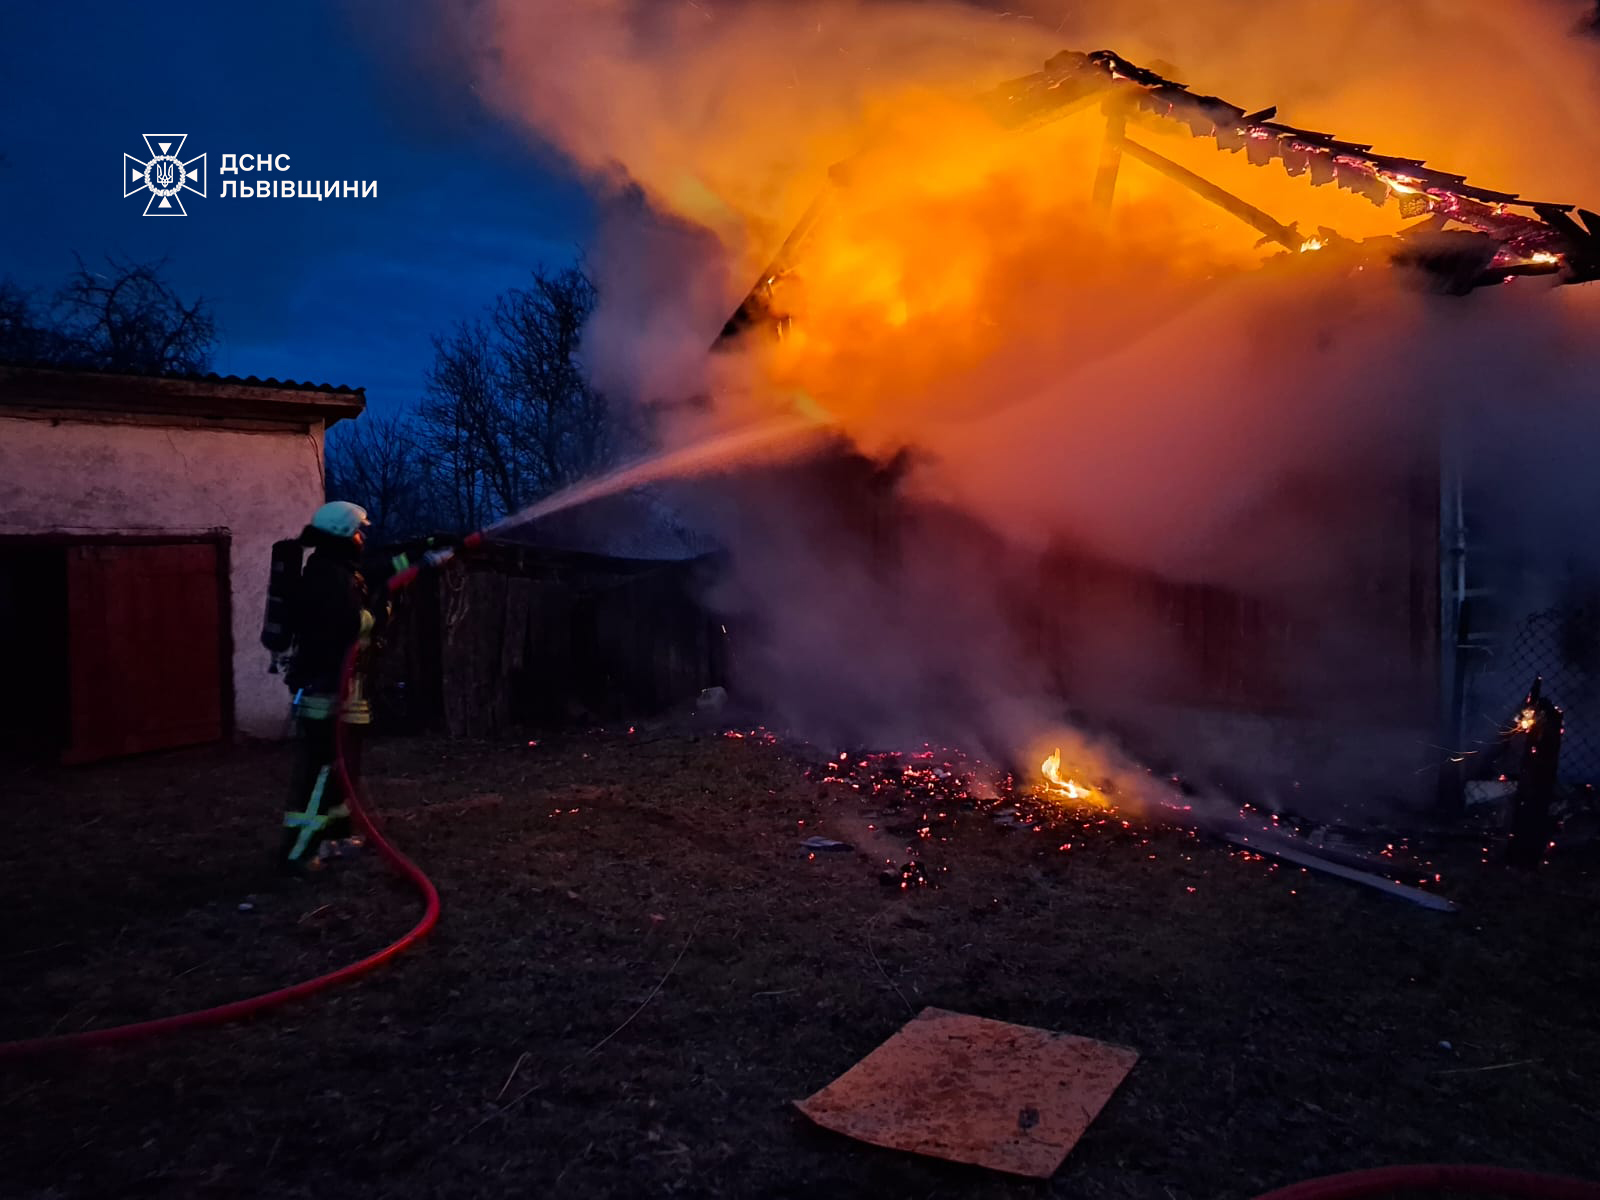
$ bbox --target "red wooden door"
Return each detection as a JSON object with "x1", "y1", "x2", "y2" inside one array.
[{"x1": 64, "y1": 543, "x2": 225, "y2": 763}]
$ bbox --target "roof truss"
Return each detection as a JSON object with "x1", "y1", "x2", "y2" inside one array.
[{"x1": 718, "y1": 48, "x2": 1600, "y2": 342}]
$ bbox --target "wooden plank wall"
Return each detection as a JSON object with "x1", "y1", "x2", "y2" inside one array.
[
  {"x1": 1028, "y1": 466, "x2": 1440, "y2": 722},
  {"x1": 376, "y1": 549, "x2": 725, "y2": 737}
]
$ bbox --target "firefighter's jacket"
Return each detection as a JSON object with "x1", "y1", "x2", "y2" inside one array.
[{"x1": 286, "y1": 527, "x2": 376, "y2": 721}]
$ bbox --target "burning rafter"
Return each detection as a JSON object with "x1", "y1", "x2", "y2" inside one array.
[
  {"x1": 719, "y1": 48, "x2": 1600, "y2": 343},
  {"x1": 990, "y1": 49, "x2": 1600, "y2": 287}
]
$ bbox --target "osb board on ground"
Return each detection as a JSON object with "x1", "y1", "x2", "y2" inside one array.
[{"x1": 796, "y1": 1006, "x2": 1138, "y2": 1178}]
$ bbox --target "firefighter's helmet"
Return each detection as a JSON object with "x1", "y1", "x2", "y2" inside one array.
[{"x1": 310, "y1": 500, "x2": 370, "y2": 539}]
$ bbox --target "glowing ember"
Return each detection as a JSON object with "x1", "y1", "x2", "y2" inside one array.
[
  {"x1": 889, "y1": 860, "x2": 930, "y2": 890},
  {"x1": 778, "y1": 734, "x2": 1454, "y2": 904},
  {"x1": 1515, "y1": 707, "x2": 1538, "y2": 733}
]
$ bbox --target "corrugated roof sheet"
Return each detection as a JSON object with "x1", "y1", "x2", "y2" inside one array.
[
  {"x1": 0, "y1": 361, "x2": 364, "y2": 395},
  {"x1": 186, "y1": 372, "x2": 364, "y2": 395}
]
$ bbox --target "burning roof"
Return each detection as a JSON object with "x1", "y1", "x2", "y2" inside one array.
[
  {"x1": 721, "y1": 47, "x2": 1600, "y2": 341},
  {"x1": 997, "y1": 50, "x2": 1600, "y2": 282}
]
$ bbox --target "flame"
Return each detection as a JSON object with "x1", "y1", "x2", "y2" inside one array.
[
  {"x1": 1299, "y1": 237, "x2": 1324, "y2": 253},
  {"x1": 1515, "y1": 707, "x2": 1537, "y2": 733},
  {"x1": 1040, "y1": 747, "x2": 1097, "y2": 803},
  {"x1": 1376, "y1": 172, "x2": 1425, "y2": 196},
  {"x1": 749, "y1": 99, "x2": 1362, "y2": 440},
  {"x1": 1528, "y1": 251, "x2": 1560, "y2": 266}
]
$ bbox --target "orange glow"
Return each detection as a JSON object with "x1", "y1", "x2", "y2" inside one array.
[{"x1": 742, "y1": 90, "x2": 1305, "y2": 441}]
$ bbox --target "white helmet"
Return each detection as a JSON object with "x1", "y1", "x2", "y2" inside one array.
[{"x1": 310, "y1": 500, "x2": 370, "y2": 539}]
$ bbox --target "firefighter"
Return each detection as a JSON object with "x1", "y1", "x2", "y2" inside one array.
[{"x1": 279, "y1": 500, "x2": 383, "y2": 873}]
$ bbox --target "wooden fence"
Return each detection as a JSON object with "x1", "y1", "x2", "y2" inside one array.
[{"x1": 374, "y1": 545, "x2": 727, "y2": 738}]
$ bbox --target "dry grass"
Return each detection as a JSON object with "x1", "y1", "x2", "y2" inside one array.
[{"x1": 3, "y1": 725, "x2": 1598, "y2": 1199}]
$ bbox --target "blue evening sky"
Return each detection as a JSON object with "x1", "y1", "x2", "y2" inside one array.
[{"x1": 1, "y1": 0, "x2": 595, "y2": 411}]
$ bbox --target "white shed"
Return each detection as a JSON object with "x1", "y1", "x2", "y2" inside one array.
[{"x1": 0, "y1": 366, "x2": 364, "y2": 762}]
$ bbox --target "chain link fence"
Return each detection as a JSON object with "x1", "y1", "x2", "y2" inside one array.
[{"x1": 1473, "y1": 608, "x2": 1600, "y2": 785}]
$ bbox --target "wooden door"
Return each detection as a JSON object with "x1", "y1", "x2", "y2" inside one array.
[{"x1": 64, "y1": 542, "x2": 225, "y2": 763}]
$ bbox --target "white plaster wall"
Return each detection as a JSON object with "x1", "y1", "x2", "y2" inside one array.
[{"x1": 0, "y1": 415, "x2": 326, "y2": 738}]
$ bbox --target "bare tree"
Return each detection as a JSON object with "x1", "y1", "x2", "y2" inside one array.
[
  {"x1": 54, "y1": 255, "x2": 216, "y2": 374},
  {"x1": 416, "y1": 264, "x2": 615, "y2": 526},
  {"x1": 0, "y1": 257, "x2": 217, "y2": 375},
  {"x1": 325, "y1": 412, "x2": 433, "y2": 542},
  {"x1": 329, "y1": 263, "x2": 621, "y2": 538},
  {"x1": 0, "y1": 281, "x2": 68, "y2": 364},
  {"x1": 494, "y1": 265, "x2": 612, "y2": 495},
  {"x1": 417, "y1": 319, "x2": 501, "y2": 532}
]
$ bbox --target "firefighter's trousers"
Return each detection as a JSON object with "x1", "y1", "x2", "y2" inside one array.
[{"x1": 280, "y1": 704, "x2": 365, "y2": 868}]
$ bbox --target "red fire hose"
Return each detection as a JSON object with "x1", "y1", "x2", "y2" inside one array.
[
  {"x1": 1249, "y1": 1165, "x2": 1600, "y2": 1200},
  {"x1": 0, "y1": 536, "x2": 483, "y2": 1062}
]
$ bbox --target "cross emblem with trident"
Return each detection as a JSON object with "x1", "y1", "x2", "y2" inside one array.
[{"x1": 124, "y1": 135, "x2": 206, "y2": 216}]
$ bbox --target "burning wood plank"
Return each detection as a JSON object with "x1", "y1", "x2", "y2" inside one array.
[{"x1": 1117, "y1": 136, "x2": 1303, "y2": 251}]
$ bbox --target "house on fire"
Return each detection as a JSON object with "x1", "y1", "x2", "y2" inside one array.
[
  {"x1": 713, "y1": 49, "x2": 1600, "y2": 809},
  {"x1": 0, "y1": 366, "x2": 364, "y2": 763}
]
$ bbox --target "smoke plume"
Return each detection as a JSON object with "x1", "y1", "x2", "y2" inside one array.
[{"x1": 446, "y1": 0, "x2": 1600, "y2": 808}]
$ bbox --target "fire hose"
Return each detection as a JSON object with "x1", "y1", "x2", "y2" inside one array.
[
  {"x1": 0, "y1": 535, "x2": 483, "y2": 1062},
  {"x1": 1248, "y1": 1165, "x2": 1600, "y2": 1200}
]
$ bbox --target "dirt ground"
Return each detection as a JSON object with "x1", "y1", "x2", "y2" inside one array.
[{"x1": 3, "y1": 722, "x2": 1599, "y2": 1200}]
